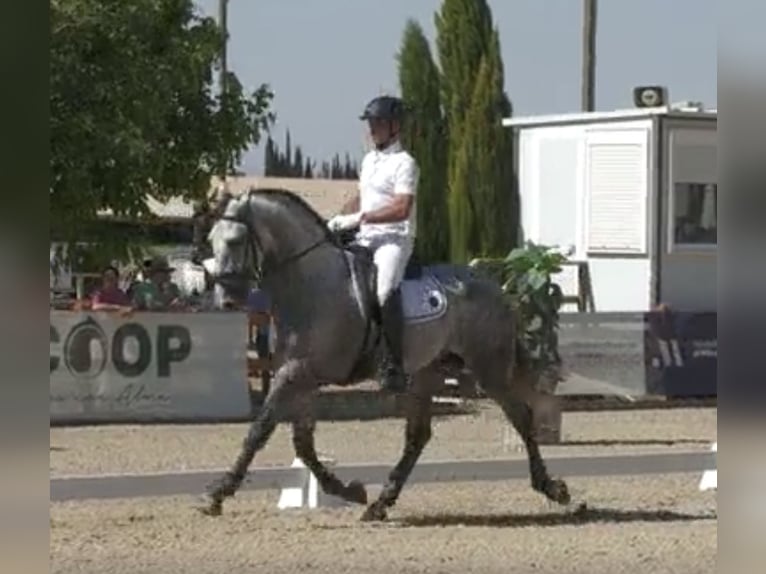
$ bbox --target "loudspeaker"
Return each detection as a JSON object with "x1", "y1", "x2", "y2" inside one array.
[{"x1": 633, "y1": 85, "x2": 668, "y2": 108}]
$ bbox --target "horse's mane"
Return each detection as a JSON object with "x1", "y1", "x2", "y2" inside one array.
[{"x1": 245, "y1": 187, "x2": 338, "y2": 244}]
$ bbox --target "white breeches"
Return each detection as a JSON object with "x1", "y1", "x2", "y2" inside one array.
[{"x1": 357, "y1": 234, "x2": 414, "y2": 305}]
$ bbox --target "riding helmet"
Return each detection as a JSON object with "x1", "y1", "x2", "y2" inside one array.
[{"x1": 359, "y1": 95, "x2": 406, "y2": 121}]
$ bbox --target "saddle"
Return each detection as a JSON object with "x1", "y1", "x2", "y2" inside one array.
[
  {"x1": 337, "y1": 232, "x2": 450, "y2": 326},
  {"x1": 343, "y1": 242, "x2": 423, "y2": 302},
  {"x1": 335, "y1": 230, "x2": 474, "y2": 382}
]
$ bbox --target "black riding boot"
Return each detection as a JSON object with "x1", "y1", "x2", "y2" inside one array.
[{"x1": 378, "y1": 288, "x2": 408, "y2": 393}]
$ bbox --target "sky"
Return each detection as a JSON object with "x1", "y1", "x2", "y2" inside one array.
[{"x1": 195, "y1": 0, "x2": 718, "y2": 175}]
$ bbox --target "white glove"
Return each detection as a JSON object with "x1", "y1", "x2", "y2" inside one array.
[{"x1": 327, "y1": 212, "x2": 363, "y2": 232}]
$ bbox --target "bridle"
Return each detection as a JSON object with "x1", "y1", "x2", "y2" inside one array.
[{"x1": 216, "y1": 213, "x2": 333, "y2": 284}]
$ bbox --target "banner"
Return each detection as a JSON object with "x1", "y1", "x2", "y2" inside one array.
[
  {"x1": 644, "y1": 310, "x2": 717, "y2": 397},
  {"x1": 50, "y1": 311, "x2": 251, "y2": 423}
]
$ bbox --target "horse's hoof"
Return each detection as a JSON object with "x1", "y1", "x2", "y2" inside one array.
[
  {"x1": 546, "y1": 478, "x2": 571, "y2": 506},
  {"x1": 343, "y1": 480, "x2": 368, "y2": 505},
  {"x1": 196, "y1": 493, "x2": 223, "y2": 517},
  {"x1": 360, "y1": 504, "x2": 387, "y2": 522}
]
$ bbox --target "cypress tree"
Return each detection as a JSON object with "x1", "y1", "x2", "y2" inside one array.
[
  {"x1": 343, "y1": 153, "x2": 354, "y2": 179},
  {"x1": 435, "y1": 0, "x2": 493, "y2": 262},
  {"x1": 435, "y1": 0, "x2": 492, "y2": 133},
  {"x1": 293, "y1": 146, "x2": 304, "y2": 178},
  {"x1": 263, "y1": 136, "x2": 274, "y2": 176},
  {"x1": 488, "y1": 32, "x2": 518, "y2": 253},
  {"x1": 397, "y1": 19, "x2": 449, "y2": 263},
  {"x1": 284, "y1": 130, "x2": 292, "y2": 175},
  {"x1": 435, "y1": 0, "x2": 515, "y2": 261},
  {"x1": 331, "y1": 153, "x2": 342, "y2": 179},
  {"x1": 460, "y1": 30, "x2": 515, "y2": 257}
]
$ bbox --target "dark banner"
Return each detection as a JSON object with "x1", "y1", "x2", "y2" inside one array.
[{"x1": 644, "y1": 310, "x2": 717, "y2": 397}]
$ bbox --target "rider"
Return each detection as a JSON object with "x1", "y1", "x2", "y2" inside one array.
[{"x1": 327, "y1": 95, "x2": 419, "y2": 393}]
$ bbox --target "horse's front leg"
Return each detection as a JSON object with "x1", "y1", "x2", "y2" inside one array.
[
  {"x1": 198, "y1": 360, "x2": 302, "y2": 517},
  {"x1": 291, "y1": 392, "x2": 368, "y2": 505},
  {"x1": 360, "y1": 374, "x2": 435, "y2": 522}
]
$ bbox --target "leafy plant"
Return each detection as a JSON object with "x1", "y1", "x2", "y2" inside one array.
[
  {"x1": 470, "y1": 242, "x2": 568, "y2": 392},
  {"x1": 50, "y1": 0, "x2": 275, "y2": 261}
]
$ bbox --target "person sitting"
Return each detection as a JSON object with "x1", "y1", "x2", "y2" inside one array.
[
  {"x1": 90, "y1": 265, "x2": 131, "y2": 312},
  {"x1": 131, "y1": 256, "x2": 184, "y2": 311}
]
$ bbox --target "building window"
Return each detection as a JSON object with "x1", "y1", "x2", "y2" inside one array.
[{"x1": 673, "y1": 182, "x2": 717, "y2": 246}]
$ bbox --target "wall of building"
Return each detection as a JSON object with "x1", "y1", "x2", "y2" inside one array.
[{"x1": 517, "y1": 118, "x2": 655, "y2": 312}]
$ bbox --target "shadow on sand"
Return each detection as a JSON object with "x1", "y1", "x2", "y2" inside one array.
[
  {"x1": 555, "y1": 438, "x2": 711, "y2": 447},
  {"x1": 394, "y1": 506, "x2": 716, "y2": 529}
]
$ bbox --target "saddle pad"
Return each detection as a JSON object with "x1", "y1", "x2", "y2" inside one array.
[{"x1": 401, "y1": 274, "x2": 449, "y2": 325}]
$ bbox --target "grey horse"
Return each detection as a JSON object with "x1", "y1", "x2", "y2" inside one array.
[{"x1": 201, "y1": 187, "x2": 572, "y2": 521}]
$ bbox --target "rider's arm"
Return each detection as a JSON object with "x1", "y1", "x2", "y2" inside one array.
[
  {"x1": 360, "y1": 156, "x2": 418, "y2": 225},
  {"x1": 360, "y1": 195, "x2": 413, "y2": 224}
]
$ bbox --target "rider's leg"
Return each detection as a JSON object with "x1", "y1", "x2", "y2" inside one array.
[{"x1": 373, "y1": 239, "x2": 413, "y2": 392}]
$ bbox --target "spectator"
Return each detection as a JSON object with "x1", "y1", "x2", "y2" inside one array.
[
  {"x1": 247, "y1": 285, "x2": 273, "y2": 358},
  {"x1": 91, "y1": 266, "x2": 131, "y2": 311},
  {"x1": 131, "y1": 256, "x2": 184, "y2": 311}
]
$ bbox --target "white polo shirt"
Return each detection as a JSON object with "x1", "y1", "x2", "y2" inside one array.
[{"x1": 358, "y1": 140, "x2": 419, "y2": 241}]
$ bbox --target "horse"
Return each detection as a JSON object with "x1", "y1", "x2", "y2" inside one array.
[{"x1": 200, "y1": 187, "x2": 574, "y2": 522}]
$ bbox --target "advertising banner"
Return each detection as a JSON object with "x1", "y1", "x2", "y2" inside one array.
[
  {"x1": 644, "y1": 310, "x2": 717, "y2": 397},
  {"x1": 50, "y1": 311, "x2": 251, "y2": 423}
]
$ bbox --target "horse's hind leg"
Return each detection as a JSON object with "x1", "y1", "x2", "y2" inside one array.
[
  {"x1": 199, "y1": 360, "x2": 300, "y2": 517},
  {"x1": 290, "y1": 393, "x2": 368, "y2": 505},
  {"x1": 360, "y1": 369, "x2": 436, "y2": 522},
  {"x1": 473, "y1": 359, "x2": 571, "y2": 506}
]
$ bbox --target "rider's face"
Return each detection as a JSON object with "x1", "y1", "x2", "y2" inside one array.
[{"x1": 368, "y1": 118, "x2": 399, "y2": 146}]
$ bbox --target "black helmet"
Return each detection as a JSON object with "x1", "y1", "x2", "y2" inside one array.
[{"x1": 359, "y1": 95, "x2": 406, "y2": 121}]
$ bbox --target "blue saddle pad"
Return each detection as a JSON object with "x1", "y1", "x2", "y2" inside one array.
[{"x1": 400, "y1": 272, "x2": 449, "y2": 325}]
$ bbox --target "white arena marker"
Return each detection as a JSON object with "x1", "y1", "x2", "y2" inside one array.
[
  {"x1": 277, "y1": 456, "x2": 351, "y2": 510},
  {"x1": 277, "y1": 458, "x2": 308, "y2": 509},
  {"x1": 698, "y1": 442, "x2": 717, "y2": 491}
]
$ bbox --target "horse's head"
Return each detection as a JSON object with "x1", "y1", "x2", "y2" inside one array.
[
  {"x1": 206, "y1": 195, "x2": 257, "y2": 309},
  {"x1": 206, "y1": 186, "x2": 342, "y2": 309}
]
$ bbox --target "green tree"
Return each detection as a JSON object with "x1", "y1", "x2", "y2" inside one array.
[
  {"x1": 263, "y1": 136, "x2": 277, "y2": 175},
  {"x1": 397, "y1": 19, "x2": 449, "y2": 263},
  {"x1": 342, "y1": 153, "x2": 359, "y2": 179},
  {"x1": 50, "y1": 0, "x2": 274, "y2": 258},
  {"x1": 459, "y1": 30, "x2": 514, "y2": 257},
  {"x1": 435, "y1": 0, "x2": 515, "y2": 261},
  {"x1": 331, "y1": 153, "x2": 343, "y2": 179},
  {"x1": 293, "y1": 146, "x2": 304, "y2": 177},
  {"x1": 284, "y1": 130, "x2": 293, "y2": 175},
  {"x1": 435, "y1": 0, "x2": 492, "y2": 136}
]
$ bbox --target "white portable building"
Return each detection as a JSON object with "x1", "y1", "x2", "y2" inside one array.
[{"x1": 503, "y1": 105, "x2": 717, "y2": 312}]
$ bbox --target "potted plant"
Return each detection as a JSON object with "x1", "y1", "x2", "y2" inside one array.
[{"x1": 470, "y1": 242, "x2": 568, "y2": 395}]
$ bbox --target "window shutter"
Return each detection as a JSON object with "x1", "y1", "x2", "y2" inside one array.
[{"x1": 585, "y1": 133, "x2": 648, "y2": 254}]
